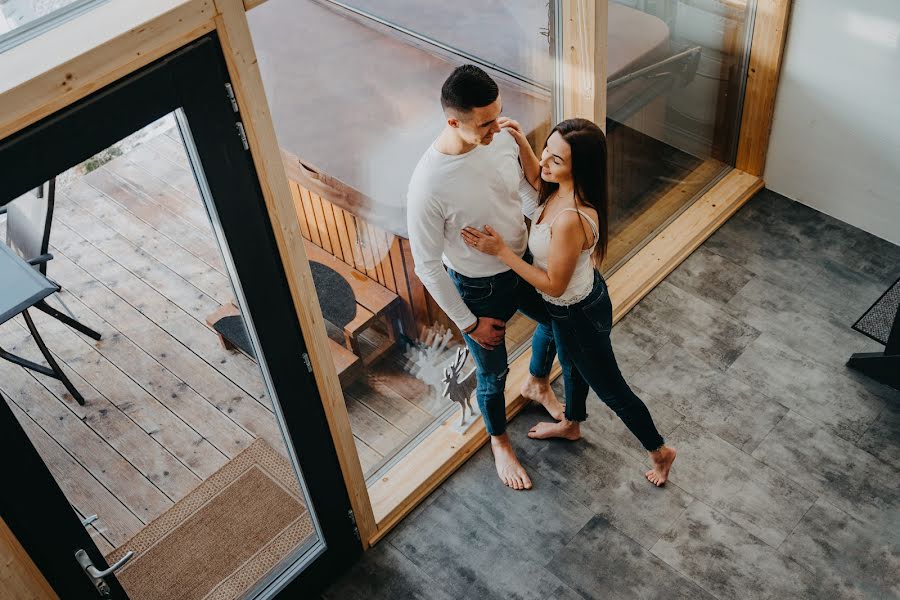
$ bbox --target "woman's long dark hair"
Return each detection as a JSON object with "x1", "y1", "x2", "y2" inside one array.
[{"x1": 538, "y1": 118, "x2": 609, "y2": 267}]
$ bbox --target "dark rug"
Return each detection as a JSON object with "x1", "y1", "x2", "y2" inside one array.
[
  {"x1": 309, "y1": 261, "x2": 357, "y2": 328},
  {"x1": 853, "y1": 276, "x2": 900, "y2": 345}
]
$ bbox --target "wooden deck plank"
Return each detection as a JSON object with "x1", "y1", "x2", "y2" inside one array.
[
  {"x1": 345, "y1": 395, "x2": 408, "y2": 457},
  {"x1": 49, "y1": 218, "x2": 268, "y2": 404},
  {"x1": 127, "y1": 143, "x2": 200, "y2": 203},
  {"x1": 0, "y1": 337, "x2": 173, "y2": 524},
  {"x1": 353, "y1": 436, "x2": 382, "y2": 475},
  {"x1": 25, "y1": 308, "x2": 228, "y2": 481},
  {"x1": 288, "y1": 181, "x2": 312, "y2": 241},
  {"x1": 7, "y1": 401, "x2": 144, "y2": 548},
  {"x1": 104, "y1": 151, "x2": 212, "y2": 235},
  {"x1": 331, "y1": 205, "x2": 355, "y2": 268},
  {"x1": 83, "y1": 167, "x2": 224, "y2": 271},
  {"x1": 63, "y1": 179, "x2": 232, "y2": 305},
  {"x1": 47, "y1": 252, "x2": 284, "y2": 453},
  {"x1": 345, "y1": 374, "x2": 433, "y2": 436},
  {"x1": 298, "y1": 187, "x2": 322, "y2": 247},
  {"x1": 0, "y1": 322, "x2": 202, "y2": 503},
  {"x1": 147, "y1": 130, "x2": 190, "y2": 170}
]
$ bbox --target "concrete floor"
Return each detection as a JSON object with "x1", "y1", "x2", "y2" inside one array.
[{"x1": 323, "y1": 189, "x2": 900, "y2": 600}]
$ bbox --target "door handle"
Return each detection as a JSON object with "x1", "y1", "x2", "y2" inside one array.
[{"x1": 75, "y1": 548, "x2": 134, "y2": 597}]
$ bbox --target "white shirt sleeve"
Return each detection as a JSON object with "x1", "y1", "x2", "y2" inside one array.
[
  {"x1": 513, "y1": 138, "x2": 541, "y2": 219},
  {"x1": 407, "y1": 186, "x2": 477, "y2": 332},
  {"x1": 519, "y1": 170, "x2": 540, "y2": 220}
]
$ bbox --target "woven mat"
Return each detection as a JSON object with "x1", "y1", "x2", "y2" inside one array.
[
  {"x1": 853, "y1": 276, "x2": 900, "y2": 345},
  {"x1": 106, "y1": 439, "x2": 314, "y2": 600}
]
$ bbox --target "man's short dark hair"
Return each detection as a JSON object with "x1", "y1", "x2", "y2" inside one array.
[{"x1": 441, "y1": 65, "x2": 499, "y2": 115}]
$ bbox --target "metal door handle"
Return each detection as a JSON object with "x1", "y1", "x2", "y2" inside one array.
[{"x1": 75, "y1": 548, "x2": 134, "y2": 597}]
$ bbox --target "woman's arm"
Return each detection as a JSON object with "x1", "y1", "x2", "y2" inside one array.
[
  {"x1": 461, "y1": 214, "x2": 585, "y2": 297},
  {"x1": 499, "y1": 118, "x2": 541, "y2": 189}
]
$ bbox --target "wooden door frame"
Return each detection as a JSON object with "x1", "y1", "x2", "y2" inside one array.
[{"x1": 0, "y1": 0, "x2": 792, "y2": 560}]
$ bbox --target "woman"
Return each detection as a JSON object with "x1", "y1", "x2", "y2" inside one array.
[{"x1": 461, "y1": 118, "x2": 676, "y2": 486}]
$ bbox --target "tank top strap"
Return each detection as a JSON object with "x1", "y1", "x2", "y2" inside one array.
[{"x1": 548, "y1": 208, "x2": 599, "y2": 246}]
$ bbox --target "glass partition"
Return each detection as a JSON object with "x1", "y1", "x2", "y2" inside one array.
[
  {"x1": 249, "y1": 0, "x2": 555, "y2": 479},
  {"x1": 603, "y1": 0, "x2": 756, "y2": 271},
  {"x1": 0, "y1": 0, "x2": 108, "y2": 52}
]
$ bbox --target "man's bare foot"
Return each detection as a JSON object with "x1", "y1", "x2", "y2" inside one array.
[
  {"x1": 646, "y1": 445, "x2": 676, "y2": 486},
  {"x1": 521, "y1": 376, "x2": 564, "y2": 420},
  {"x1": 527, "y1": 419, "x2": 582, "y2": 441},
  {"x1": 491, "y1": 434, "x2": 532, "y2": 490}
]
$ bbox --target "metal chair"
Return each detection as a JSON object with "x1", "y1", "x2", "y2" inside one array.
[
  {"x1": 0, "y1": 180, "x2": 101, "y2": 406},
  {"x1": 1, "y1": 179, "x2": 102, "y2": 341}
]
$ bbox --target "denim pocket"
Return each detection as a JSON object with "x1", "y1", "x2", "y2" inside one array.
[
  {"x1": 579, "y1": 286, "x2": 612, "y2": 333},
  {"x1": 458, "y1": 281, "x2": 493, "y2": 302},
  {"x1": 544, "y1": 300, "x2": 570, "y2": 321}
]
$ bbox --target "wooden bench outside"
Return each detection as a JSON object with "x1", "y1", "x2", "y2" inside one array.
[
  {"x1": 205, "y1": 302, "x2": 362, "y2": 387},
  {"x1": 303, "y1": 239, "x2": 401, "y2": 365}
]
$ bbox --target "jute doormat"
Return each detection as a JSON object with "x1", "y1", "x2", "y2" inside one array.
[{"x1": 105, "y1": 439, "x2": 315, "y2": 600}]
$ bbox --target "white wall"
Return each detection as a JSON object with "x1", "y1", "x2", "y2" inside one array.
[{"x1": 764, "y1": 0, "x2": 900, "y2": 245}]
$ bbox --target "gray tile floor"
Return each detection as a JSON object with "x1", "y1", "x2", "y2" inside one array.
[{"x1": 323, "y1": 190, "x2": 900, "y2": 600}]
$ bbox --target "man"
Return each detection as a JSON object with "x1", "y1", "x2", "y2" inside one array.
[{"x1": 407, "y1": 64, "x2": 563, "y2": 490}]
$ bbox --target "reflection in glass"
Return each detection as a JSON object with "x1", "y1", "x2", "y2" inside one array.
[
  {"x1": 0, "y1": 0, "x2": 108, "y2": 52},
  {"x1": 603, "y1": 0, "x2": 755, "y2": 271},
  {"x1": 250, "y1": 0, "x2": 554, "y2": 478}
]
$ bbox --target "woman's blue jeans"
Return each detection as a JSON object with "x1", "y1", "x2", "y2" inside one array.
[
  {"x1": 447, "y1": 268, "x2": 556, "y2": 436},
  {"x1": 545, "y1": 271, "x2": 665, "y2": 452}
]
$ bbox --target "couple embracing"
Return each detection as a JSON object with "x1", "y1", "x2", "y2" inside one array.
[{"x1": 407, "y1": 65, "x2": 675, "y2": 491}]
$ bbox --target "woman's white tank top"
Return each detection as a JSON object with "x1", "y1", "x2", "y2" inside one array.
[{"x1": 527, "y1": 205, "x2": 599, "y2": 306}]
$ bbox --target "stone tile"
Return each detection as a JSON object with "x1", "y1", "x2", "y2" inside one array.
[
  {"x1": 548, "y1": 515, "x2": 716, "y2": 600},
  {"x1": 705, "y1": 209, "x2": 822, "y2": 297},
  {"x1": 651, "y1": 501, "x2": 838, "y2": 600},
  {"x1": 624, "y1": 281, "x2": 761, "y2": 372},
  {"x1": 631, "y1": 342, "x2": 789, "y2": 453},
  {"x1": 322, "y1": 543, "x2": 451, "y2": 600},
  {"x1": 662, "y1": 421, "x2": 817, "y2": 547},
  {"x1": 724, "y1": 276, "x2": 882, "y2": 367},
  {"x1": 856, "y1": 400, "x2": 900, "y2": 466},
  {"x1": 529, "y1": 416, "x2": 693, "y2": 549},
  {"x1": 778, "y1": 498, "x2": 900, "y2": 600},
  {"x1": 749, "y1": 189, "x2": 900, "y2": 283},
  {"x1": 751, "y1": 411, "x2": 900, "y2": 533},
  {"x1": 583, "y1": 385, "x2": 686, "y2": 465},
  {"x1": 439, "y1": 444, "x2": 594, "y2": 562},
  {"x1": 802, "y1": 256, "x2": 893, "y2": 326},
  {"x1": 664, "y1": 246, "x2": 755, "y2": 307},
  {"x1": 610, "y1": 324, "x2": 657, "y2": 378},
  {"x1": 389, "y1": 490, "x2": 583, "y2": 600},
  {"x1": 727, "y1": 333, "x2": 885, "y2": 442}
]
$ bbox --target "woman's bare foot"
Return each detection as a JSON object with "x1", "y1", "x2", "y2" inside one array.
[
  {"x1": 491, "y1": 434, "x2": 533, "y2": 490},
  {"x1": 646, "y1": 445, "x2": 676, "y2": 486},
  {"x1": 527, "y1": 419, "x2": 581, "y2": 441},
  {"x1": 521, "y1": 376, "x2": 564, "y2": 420}
]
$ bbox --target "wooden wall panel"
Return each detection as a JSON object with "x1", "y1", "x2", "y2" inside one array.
[{"x1": 291, "y1": 180, "x2": 433, "y2": 342}]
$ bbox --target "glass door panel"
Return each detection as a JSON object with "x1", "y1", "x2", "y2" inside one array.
[{"x1": 249, "y1": 0, "x2": 556, "y2": 481}]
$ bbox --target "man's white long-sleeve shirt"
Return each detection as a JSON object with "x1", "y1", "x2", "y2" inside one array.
[{"x1": 406, "y1": 131, "x2": 539, "y2": 331}]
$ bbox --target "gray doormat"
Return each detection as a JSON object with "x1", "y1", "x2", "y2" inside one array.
[{"x1": 853, "y1": 276, "x2": 900, "y2": 345}]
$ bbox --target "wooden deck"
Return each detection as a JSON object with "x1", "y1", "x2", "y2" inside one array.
[{"x1": 0, "y1": 124, "x2": 471, "y2": 555}]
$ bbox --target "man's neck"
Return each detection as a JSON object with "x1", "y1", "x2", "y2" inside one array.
[{"x1": 434, "y1": 126, "x2": 478, "y2": 156}]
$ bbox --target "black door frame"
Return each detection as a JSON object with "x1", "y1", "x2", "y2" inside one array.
[{"x1": 0, "y1": 32, "x2": 360, "y2": 598}]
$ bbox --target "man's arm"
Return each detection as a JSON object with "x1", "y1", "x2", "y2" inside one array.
[
  {"x1": 407, "y1": 192, "x2": 476, "y2": 331},
  {"x1": 407, "y1": 189, "x2": 506, "y2": 348}
]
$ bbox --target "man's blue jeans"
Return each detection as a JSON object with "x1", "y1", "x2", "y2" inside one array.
[{"x1": 447, "y1": 267, "x2": 556, "y2": 436}]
